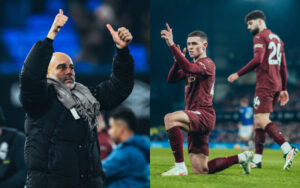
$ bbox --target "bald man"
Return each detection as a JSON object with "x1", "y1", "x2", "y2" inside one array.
[{"x1": 19, "y1": 9, "x2": 134, "y2": 188}]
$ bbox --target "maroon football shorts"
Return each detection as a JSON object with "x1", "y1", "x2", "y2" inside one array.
[
  {"x1": 183, "y1": 108, "x2": 215, "y2": 156},
  {"x1": 253, "y1": 88, "x2": 280, "y2": 114}
]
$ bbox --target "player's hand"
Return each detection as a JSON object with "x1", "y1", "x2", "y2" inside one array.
[
  {"x1": 227, "y1": 73, "x2": 239, "y2": 83},
  {"x1": 161, "y1": 23, "x2": 174, "y2": 46},
  {"x1": 47, "y1": 9, "x2": 68, "y2": 40},
  {"x1": 278, "y1": 90, "x2": 289, "y2": 106},
  {"x1": 106, "y1": 24, "x2": 132, "y2": 49},
  {"x1": 177, "y1": 44, "x2": 186, "y2": 56},
  {"x1": 173, "y1": 45, "x2": 186, "y2": 61}
]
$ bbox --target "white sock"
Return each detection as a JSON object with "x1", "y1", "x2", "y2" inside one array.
[
  {"x1": 238, "y1": 153, "x2": 246, "y2": 163},
  {"x1": 281, "y1": 142, "x2": 292, "y2": 154},
  {"x1": 253, "y1": 154, "x2": 262, "y2": 163},
  {"x1": 175, "y1": 162, "x2": 186, "y2": 169}
]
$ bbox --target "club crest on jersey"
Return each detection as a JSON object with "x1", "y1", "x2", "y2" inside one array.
[
  {"x1": 253, "y1": 96, "x2": 260, "y2": 109},
  {"x1": 187, "y1": 76, "x2": 196, "y2": 83}
]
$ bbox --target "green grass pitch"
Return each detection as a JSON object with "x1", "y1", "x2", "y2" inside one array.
[{"x1": 151, "y1": 148, "x2": 300, "y2": 188}]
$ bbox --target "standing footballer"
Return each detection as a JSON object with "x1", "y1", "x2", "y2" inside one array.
[
  {"x1": 228, "y1": 10, "x2": 298, "y2": 170},
  {"x1": 161, "y1": 23, "x2": 253, "y2": 176}
]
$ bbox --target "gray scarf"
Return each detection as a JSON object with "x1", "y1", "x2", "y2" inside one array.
[{"x1": 47, "y1": 78, "x2": 101, "y2": 130}]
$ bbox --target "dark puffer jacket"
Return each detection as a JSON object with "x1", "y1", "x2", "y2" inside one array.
[{"x1": 19, "y1": 38, "x2": 134, "y2": 188}]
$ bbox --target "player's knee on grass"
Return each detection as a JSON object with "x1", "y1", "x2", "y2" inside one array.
[
  {"x1": 189, "y1": 153, "x2": 209, "y2": 174},
  {"x1": 191, "y1": 164, "x2": 209, "y2": 174}
]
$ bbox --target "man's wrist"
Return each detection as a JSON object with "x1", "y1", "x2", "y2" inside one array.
[
  {"x1": 168, "y1": 41, "x2": 174, "y2": 46},
  {"x1": 116, "y1": 46, "x2": 130, "y2": 55},
  {"x1": 116, "y1": 44, "x2": 125, "y2": 49},
  {"x1": 47, "y1": 32, "x2": 57, "y2": 40}
]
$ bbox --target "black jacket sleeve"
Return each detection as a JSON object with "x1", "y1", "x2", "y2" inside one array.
[
  {"x1": 0, "y1": 133, "x2": 27, "y2": 188},
  {"x1": 91, "y1": 47, "x2": 134, "y2": 110},
  {"x1": 19, "y1": 38, "x2": 54, "y2": 117}
]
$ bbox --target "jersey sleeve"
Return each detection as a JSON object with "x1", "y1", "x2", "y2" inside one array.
[
  {"x1": 280, "y1": 53, "x2": 287, "y2": 90},
  {"x1": 170, "y1": 44, "x2": 214, "y2": 75},
  {"x1": 237, "y1": 35, "x2": 266, "y2": 76},
  {"x1": 167, "y1": 62, "x2": 186, "y2": 83}
]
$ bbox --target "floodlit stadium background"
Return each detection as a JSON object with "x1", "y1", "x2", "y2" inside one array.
[
  {"x1": 0, "y1": 0, "x2": 150, "y2": 135},
  {"x1": 151, "y1": 0, "x2": 300, "y2": 148}
]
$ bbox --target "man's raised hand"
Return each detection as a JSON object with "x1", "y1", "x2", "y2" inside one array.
[
  {"x1": 177, "y1": 45, "x2": 186, "y2": 57},
  {"x1": 106, "y1": 24, "x2": 133, "y2": 49},
  {"x1": 47, "y1": 9, "x2": 68, "y2": 40},
  {"x1": 161, "y1": 23, "x2": 174, "y2": 46}
]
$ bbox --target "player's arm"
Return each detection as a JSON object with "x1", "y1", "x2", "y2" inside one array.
[
  {"x1": 167, "y1": 45, "x2": 186, "y2": 83},
  {"x1": 237, "y1": 49, "x2": 265, "y2": 76},
  {"x1": 278, "y1": 52, "x2": 289, "y2": 106},
  {"x1": 91, "y1": 25, "x2": 134, "y2": 110},
  {"x1": 228, "y1": 36, "x2": 266, "y2": 83},
  {"x1": 161, "y1": 23, "x2": 212, "y2": 75},
  {"x1": 280, "y1": 53, "x2": 287, "y2": 91},
  {"x1": 167, "y1": 62, "x2": 185, "y2": 83},
  {"x1": 228, "y1": 50, "x2": 265, "y2": 83},
  {"x1": 19, "y1": 9, "x2": 68, "y2": 117},
  {"x1": 169, "y1": 44, "x2": 213, "y2": 75}
]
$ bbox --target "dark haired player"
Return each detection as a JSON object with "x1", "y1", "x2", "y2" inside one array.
[
  {"x1": 161, "y1": 23, "x2": 253, "y2": 176},
  {"x1": 228, "y1": 10, "x2": 298, "y2": 170}
]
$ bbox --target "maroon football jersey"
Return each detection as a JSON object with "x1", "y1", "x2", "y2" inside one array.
[
  {"x1": 169, "y1": 45, "x2": 215, "y2": 110},
  {"x1": 253, "y1": 29, "x2": 285, "y2": 91},
  {"x1": 184, "y1": 58, "x2": 215, "y2": 110}
]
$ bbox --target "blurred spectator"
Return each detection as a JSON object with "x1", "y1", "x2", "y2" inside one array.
[
  {"x1": 0, "y1": 107, "x2": 26, "y2": 188},
  {"x1": 68, "y1": 0, "x2": 150, "y2": 66},
  {"x1": 103, "y1": 108, "x2": 149, "y2": 188},
  {"x1": 69, "y1": 1, "x2": 116, "y2": 64},
  {"x1": 238, "y1": 98, "x2": 254, "y2": 150},
  {"x1": 97, "y1": 113, "x2": 114, "y2": 160}
]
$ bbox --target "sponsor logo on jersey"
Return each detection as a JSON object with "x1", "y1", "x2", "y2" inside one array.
[{"x1": 254, "y1": 43, "x2": 263, "y2": 48}]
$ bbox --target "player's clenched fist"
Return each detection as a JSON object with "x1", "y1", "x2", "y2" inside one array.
[
  {"x1": 106, "y1": 24, "x2": 133, "y2": 49},
  {"x1": 47, "y1": 9, "x2": 68, "y2": 40},
  {"x1": 227, "y1": 73, "x2": 239, "y2": 83},
  {"x1": 161, "y1": 23, "x2": 174, "y2": 46}
]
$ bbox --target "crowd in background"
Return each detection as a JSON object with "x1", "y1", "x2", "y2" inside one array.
[{"x1": 0, "y1": 0, "x2": 150, "y2": 74}]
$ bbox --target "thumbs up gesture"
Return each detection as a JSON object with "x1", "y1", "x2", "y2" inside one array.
[
  {"x1": 106, "y1": 24, "x2": 133, "y2": 49},
  {"x1": 47, "y1": 9, "x2": 68, "y2": 40}
]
